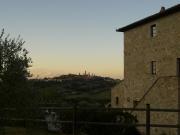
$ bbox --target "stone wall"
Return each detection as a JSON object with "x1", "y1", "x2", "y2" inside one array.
[
  {"x1": 111, "y1": 11, "x2": 180, "y2": 135},
  {"x1": 135, "y1": 77, "x2": 178, "y2": 135},
  {"x1": 123, "y1": 11, "x2": 180, "y2": 108},
  {"x1": 111, "y1": 81, "x2": 125, "y2": 107},
  {"x1": 112, "y1": 11, "x2": 180, "y2": 108}
]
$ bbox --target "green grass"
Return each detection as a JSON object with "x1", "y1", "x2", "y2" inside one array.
[
  {"x1": 0, "y1": 127, "x2": 64, "y2": 135},
  {"x1": 90, "y1": 90, "x2": 110, "y2": 100},
  {"x1": 63, "y1": 89, "x2": 110, "y2": 100}
]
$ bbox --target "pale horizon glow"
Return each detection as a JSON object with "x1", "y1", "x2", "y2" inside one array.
[{"x1": 0, "y1": 0, "x2": 179, "y2": 79}]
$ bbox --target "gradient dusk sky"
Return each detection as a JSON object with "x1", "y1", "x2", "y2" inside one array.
[{"x1": 0, "y1": 0, "x2": 179, "y2": 79}]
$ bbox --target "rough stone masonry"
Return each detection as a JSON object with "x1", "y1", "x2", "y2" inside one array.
[{"x1": 111, "y1": 4, "x2": 180, "y2": 135}]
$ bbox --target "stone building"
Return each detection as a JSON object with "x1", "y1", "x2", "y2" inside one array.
[{"x1": 111, "y1": 4, "x2": 180, "y2": 135}]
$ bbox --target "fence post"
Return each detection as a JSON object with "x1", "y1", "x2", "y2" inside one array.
[
  {"x1": 146, "y1": 104, "x2": 150, "y2": 135},
  {"x1": 73, "y1": 105, "x2": 77, "y2": 135}
]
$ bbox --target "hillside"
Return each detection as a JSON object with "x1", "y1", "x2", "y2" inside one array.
[{"x1": 30, "y1": 74, "x2": 120, "y2": 107}]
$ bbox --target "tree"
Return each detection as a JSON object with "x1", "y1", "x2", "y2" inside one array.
[{"x1": 0, "y1": 29, "x2": 32, "y2": 108}]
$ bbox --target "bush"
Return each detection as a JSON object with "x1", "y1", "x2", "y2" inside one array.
[{"x1": 60, "y1": 108, "x2": 141, "y2": 135}]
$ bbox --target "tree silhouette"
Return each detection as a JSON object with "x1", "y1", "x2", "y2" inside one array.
[{"x1": 0, "y1": 29, "x2": 32, "y2": 108}]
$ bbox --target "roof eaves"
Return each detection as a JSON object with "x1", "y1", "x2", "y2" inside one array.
[{"x1": 116, "y1": 4, "x2": 180, "y2": 32}]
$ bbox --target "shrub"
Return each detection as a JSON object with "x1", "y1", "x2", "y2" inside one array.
[{"x1": 60, "y1": 108, "x2": 141, "y2": 135}]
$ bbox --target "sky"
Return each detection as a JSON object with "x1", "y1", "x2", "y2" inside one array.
[{"x1": 0, "y1": 0, "x2": 179, "y2": 79}]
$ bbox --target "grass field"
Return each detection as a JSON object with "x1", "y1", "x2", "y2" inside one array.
[
  {"x1": 37, "y1": 85, "x2": 111, "y2": 107},
  {"x1": 31, "y1": 74, "x2": 118, "y2": 107}
]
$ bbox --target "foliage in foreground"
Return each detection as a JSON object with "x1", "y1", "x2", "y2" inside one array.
[
  {"x1": 0, "y1": 127, "x2": 59, "y2": 135},
  {"x1": 0, "y1": 29, "x2": 33, "y2": 108},
  {"x1": 0, "y1": 107, "x2": 141, "y2": 135},
  {"x1": 60, "y1": 109, "x2": 141, "y2": 135}
]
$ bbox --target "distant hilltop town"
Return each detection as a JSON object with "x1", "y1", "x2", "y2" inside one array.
[
  {"x1": 39, "y1": 70, "x2": 119, "y2": 82},
  {"x1": 35, "y1": 70, "x2": 110, "y2": 81},
  {"x1": 78, "y1": 70, "x2": 96, "y2": 77}
]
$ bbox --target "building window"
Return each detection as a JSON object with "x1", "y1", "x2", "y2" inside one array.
[
  {"x1": 150, "y1": 24, "x2": 157, "y2": 37},
  {"x1": 151, "y1": 61, "x2": 156, "y2": 75},
  {"x1": 115, "y1": 97, "x2": 119, "y2": 105}
]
